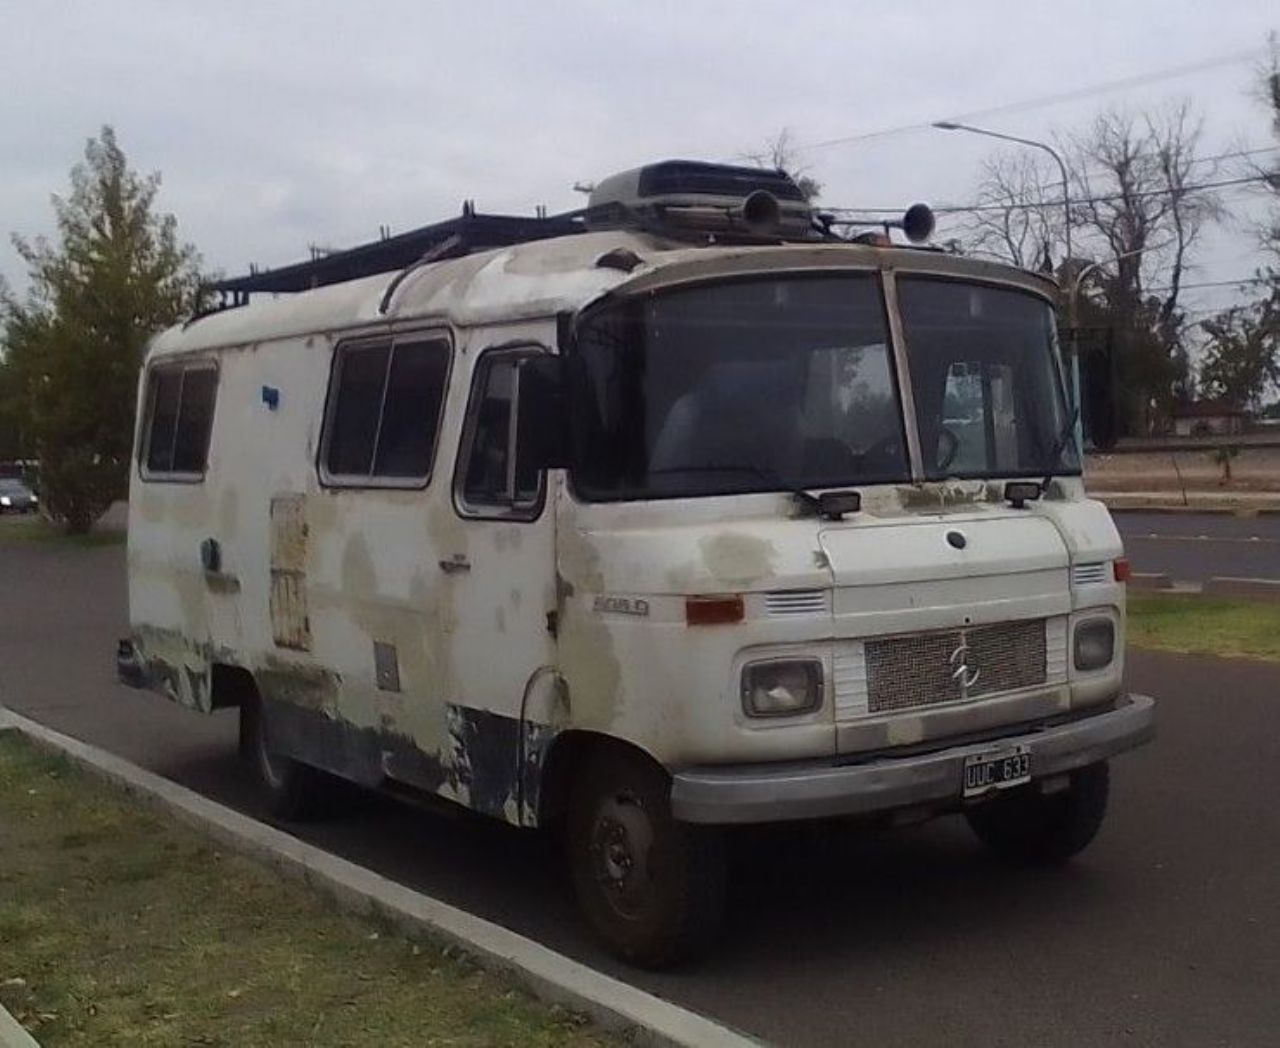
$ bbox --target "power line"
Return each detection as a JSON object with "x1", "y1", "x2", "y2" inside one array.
[
  {"x1": 802, "y1": 46, "x2": 1269, "y2": 153},
  {"x1": 824, "y1": 173, "x2": 1272, "y2": 216},
  {"x1": 1149, "y1": 276, "x2": 1273, "y2": 292}
]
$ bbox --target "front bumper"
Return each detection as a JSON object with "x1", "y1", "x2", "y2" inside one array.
[{"x1": 671, "y1": 693, "x2": 1155, "y2": 825}]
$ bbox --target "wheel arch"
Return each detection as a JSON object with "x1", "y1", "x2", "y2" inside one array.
[{"x1": 534, "y1": 729, "x2": 668, "y2": 830}]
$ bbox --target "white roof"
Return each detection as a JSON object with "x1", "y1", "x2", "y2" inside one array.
[{"x1": 148, "y1": 230, "x2": 1056, "y2": 361}]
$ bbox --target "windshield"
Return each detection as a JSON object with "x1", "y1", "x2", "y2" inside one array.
[
  {"x1": 898, "y1": 278, "x2": 1078, "y2": 481},
  {"x1": 570, "y1": 275, "x2": 910, "y2": 501}
]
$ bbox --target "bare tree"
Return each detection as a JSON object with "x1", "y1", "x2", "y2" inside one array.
[
  {"x1": 740, "y1": 128, "x2": 823, "y2": 202},
  {"x1": 1069, "y1": 103, "x2": 1222, "y2": 322},
  {"x1": 1064, "y1": 104, "x2": 1224, "y2": 432},
  {"x1": 963, "y1": 150, "x2": 1067, "y2": 270}
]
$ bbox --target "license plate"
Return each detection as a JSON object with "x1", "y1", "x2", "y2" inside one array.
[{"x1": 963, "y1": 745, "x2": 1031, "y2": 798}]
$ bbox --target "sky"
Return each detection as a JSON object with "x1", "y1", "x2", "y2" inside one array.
[{"x1": 1, "y1": 1, "x2": 1276, "y2": 324}]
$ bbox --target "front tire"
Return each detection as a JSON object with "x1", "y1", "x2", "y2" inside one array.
[
  {"x1": 965, "y1": 761, "x2": 1110, "y2": 865},
  {"x1": 240, "y1": 696, "x2": 326, "y2": 821},
  {"x1": 568, "y1": 747, "x2": 726, "y2": 968}
]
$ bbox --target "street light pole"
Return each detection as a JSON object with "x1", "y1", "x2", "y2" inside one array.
[{"x1": 933, "y1": 120, "x2": 1081, "y2": 452}]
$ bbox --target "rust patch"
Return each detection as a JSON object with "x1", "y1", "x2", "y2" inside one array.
[{"x1": 269, "y1": 493, "x2": 311, "y2": 650}]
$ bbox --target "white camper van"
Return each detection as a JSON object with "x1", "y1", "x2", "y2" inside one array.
[{"x1": 120, "y1": 161, "x2": 1155, "y2": 966}]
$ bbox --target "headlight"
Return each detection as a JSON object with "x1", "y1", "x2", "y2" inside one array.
[
  {"x1": 1074, "y1": 619, "x2": 1115, "y2": 671},
  {"x1": 0, "y1": 497, "x2": 10, "y2": 507},
  {"x1": 741, "y1": 659, "x2": 823, "y2": 717}
]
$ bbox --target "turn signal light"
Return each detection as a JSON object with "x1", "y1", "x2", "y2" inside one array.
[
  {"x1": 1113, "y1": 558, "x2": 1131, "y2": 582},
  {"x1": 686, "y1": 595, "x2": 744, "y2": 626}
]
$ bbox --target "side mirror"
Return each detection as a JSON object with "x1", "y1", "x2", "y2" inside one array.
[{"x1": 516, "y1": 354, "x2": 569, "y2": 471}]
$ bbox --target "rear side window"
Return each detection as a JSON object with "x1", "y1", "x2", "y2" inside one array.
[
  {"x1": 142, "y1": 363, "x2": 219, "y2": 478},
  {"x1": 322, "y1": 336, "x2": 450, "y2": 485}
]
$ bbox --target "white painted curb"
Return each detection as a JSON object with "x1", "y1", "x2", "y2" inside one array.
[
  {"x1": 0, "y1": 1003, "x2": 39, "y2": 1048},
  {"x1": 0, "y1": 708, "x2": 760, "y2": 1048}
]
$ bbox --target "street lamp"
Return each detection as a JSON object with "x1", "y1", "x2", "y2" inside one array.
[
  {"x1": 931, "y1": 121, "x2": 1072, "y2": 265},
  {"x1": 933, "y1": 120, "x2": 1081, "y2": 452}
]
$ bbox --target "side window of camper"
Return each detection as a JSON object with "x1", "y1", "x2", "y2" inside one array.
[
  {"x1": 322, "y1": 336, "x2": 450, "y2": 486},
  {"x1": 141, "y1": 363, "x2": 219, "y2": 479},
  {"x1": 456, "y1": 348, "x2": 545, "y2": 520}
]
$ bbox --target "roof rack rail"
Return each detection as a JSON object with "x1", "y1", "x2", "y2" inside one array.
[{"x1": 205, "y1": 207, "x2": 586, "y2": 310}]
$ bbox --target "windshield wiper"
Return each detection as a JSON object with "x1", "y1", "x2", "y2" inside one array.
[
  {"x1": 1040, "y1": 407, "x2": 1080, "y2": 493},
  {"x1": 647, "y1": 463, "x2": 826, "y2": 516}
]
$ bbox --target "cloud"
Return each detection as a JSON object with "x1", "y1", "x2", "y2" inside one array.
[{"x1": 1, "y1": 0, "x2": 1275, "y2": 310}]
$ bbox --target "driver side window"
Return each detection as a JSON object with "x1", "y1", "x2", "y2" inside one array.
[{"x1": 456, "y1": 348, "x2": 545, "y2": 520}]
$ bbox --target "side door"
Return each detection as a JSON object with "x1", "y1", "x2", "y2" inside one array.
[{"x1": 441, "y1": 340, "x2": 560, "y2": 824}]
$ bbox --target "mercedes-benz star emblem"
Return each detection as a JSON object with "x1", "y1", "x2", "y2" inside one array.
[{"x1": 949, "y1": 642, "x2": 981, "y2": 689}]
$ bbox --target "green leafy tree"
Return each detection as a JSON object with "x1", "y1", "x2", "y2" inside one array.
[
  {"x1": 1198, "y1": 301, "x2": 1279, "y2": 412},
  {"x1": 1, "y1": 127, "x2": 207, "y2": 531}
]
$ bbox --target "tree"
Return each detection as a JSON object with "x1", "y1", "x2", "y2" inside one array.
[
  {"x1": 740, "y1": 128, "x2": 823, "y2": 202},
  {"x1": 1, "y1": 127, "x2": 206, "y2": 531},
  {"x1": 962, "y1": 150, "x2": 1066, "y2": 271},
  {"x1": 959, "y1": 103, "x2": 1224, "y2": 435},
  {"x1": 1198, "y1": 300, "x2": 1279, "y2": 411},
  {"x1": 1067, "y1": 104, "x2": 1223, "y2": 434}
]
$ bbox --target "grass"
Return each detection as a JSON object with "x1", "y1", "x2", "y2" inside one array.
[
  {"x1": 0, "y1": 514, "x2": 125, "y2": 547},
  {"x1": 1127, "y1": 594, "x2": 1280, "y2": 662},
  {"x1": 0, "y1": 734, "x2": 619, "y2": 1047}
]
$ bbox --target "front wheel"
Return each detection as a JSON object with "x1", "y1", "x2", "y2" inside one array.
[
  {"x1": 568, "y1": 747, "x2": 726, "y2": 968},
  {"x1": 965, "y1": 761, "x2": 1110, "y2": 865}
]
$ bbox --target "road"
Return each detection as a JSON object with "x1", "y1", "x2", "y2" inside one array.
[
  {"x1": 3, "y1": 539, "x2": 1279, "y2": 1047},
  {"x1": 1114, "y1": 511, "x2": 1280, "y2": 583}
]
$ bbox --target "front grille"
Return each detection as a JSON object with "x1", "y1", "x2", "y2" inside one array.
[
  {"x1": 966, "y1": 619, "x2": 1047, "y2": 698},
  {"x1": 864, "y1": 619, "x2": 1047, "y2": 714}
]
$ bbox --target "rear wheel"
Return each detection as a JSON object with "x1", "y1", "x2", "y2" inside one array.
[
  {"x1": 965, "y1": 761, "x2": 1110, "y2": 865},
  {"x1": 568, "y1": 747, "x2": 726, "y2": 968},
  {"x1": 240, "y1": 696, "x2": 327, "y2": 820}
]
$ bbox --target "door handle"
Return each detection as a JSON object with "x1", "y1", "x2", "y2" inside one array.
[{"x1": 438, "y1": 554, "x2": 471, "y2": 574}]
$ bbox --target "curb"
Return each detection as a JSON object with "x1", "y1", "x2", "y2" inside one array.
[
  {"x1": 1129, "y1": 572, "x2": 1173, "y2": 591},
  {"x1": 0, "y1": 709, "x2": 760, "y2": 1048},
  {"x1": 0, "y1": 1004, "x2": 39, "y2": 1048}
]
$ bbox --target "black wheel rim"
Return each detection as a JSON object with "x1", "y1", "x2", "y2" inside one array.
[{"x1": 590, "y1": 791, "x2": 657, "y2": 921}]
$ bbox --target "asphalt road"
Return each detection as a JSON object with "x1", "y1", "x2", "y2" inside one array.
[
  {"x1": 3, "y1": 538, "x2": 1279, "y2": 1047},
  {"x1": 1114, "y1": 511, "x2": 1280, "y2": 584}
]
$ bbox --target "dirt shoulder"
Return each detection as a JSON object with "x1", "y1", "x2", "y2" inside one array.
[
  {"x1": 0, "y1": 733, "x2": 617, "y2": 1048},
  {"x1": 1086, "y1": 445, "x2": 1280, "y2": 494}
]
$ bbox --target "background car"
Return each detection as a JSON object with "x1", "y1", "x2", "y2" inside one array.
[{"x1": 0, "y1": 477, "x2": 39, "y2": 513}]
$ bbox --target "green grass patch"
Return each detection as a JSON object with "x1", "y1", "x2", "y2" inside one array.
[
  {"x1": 0, "y1": 735, "x2": 619, "y2": 1047},
  {"x1": 0, "y1": 515, "x2": 124, "y2": 547},
  {"x1": 1128, "y1": 594, "x2": 1280, "y2": 662}
]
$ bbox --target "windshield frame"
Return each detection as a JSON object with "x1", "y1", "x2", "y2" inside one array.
[
  {"x1": 565, "y1": 269, "x2": 914, "y2": 504},
  {"x1": 564, "y1": 263, "x2": 1073, "y2": 505}
]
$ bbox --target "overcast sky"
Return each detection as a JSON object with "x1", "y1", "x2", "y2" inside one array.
[{"x1": 1, "y1": 1, "x2": 1276, "y2": 320}]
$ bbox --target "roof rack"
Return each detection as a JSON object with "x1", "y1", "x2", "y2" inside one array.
[{"x1": 207, "y1": 205, "x2": 586, "y2": 308}]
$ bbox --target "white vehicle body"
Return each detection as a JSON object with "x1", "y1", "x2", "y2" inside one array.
[{"x1": 123, "y1": 193, "x2": 1154, "y2": 963}]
